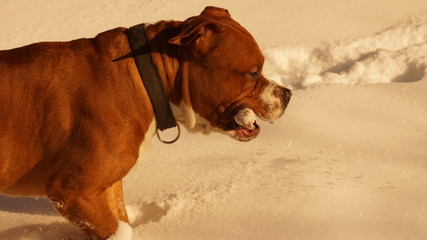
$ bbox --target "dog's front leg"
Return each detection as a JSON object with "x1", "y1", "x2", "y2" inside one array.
[
  {"x1": 106, "y1": 180, "x2": 129, "y2": 223},
  {"x1": 46, "y1": 175, "x2": 132, "y2": 240}
]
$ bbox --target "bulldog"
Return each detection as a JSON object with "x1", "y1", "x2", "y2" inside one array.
[{"x1": 0, "y1": 6, "x2": 291, "y2": 240}]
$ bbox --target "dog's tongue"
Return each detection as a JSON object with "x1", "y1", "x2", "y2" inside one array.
[{"x1": 237, "y1": 121, "x2": 259, "y2": 136}]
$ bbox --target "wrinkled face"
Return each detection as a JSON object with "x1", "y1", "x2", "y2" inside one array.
[
  {"x1": 188, "y1": 26, "x2": 291, "y2": 141},
  {"x1": 169, "y1": 7, "x2": 291, "y2": 141}
]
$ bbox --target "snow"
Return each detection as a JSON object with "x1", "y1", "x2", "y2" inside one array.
[
  {"x1": 264, "y1": 14, "x2": 427, "y2": 88},
  {"x1": 106, "y1": 221, "x2": 132, "y2": 240},
  {"x1": 1, "y1": 1, "x2": 427, "y2": 240}
]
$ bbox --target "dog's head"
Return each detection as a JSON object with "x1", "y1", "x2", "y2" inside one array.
[{"x1": 168, "y1": 7, "x2": 291, "y2": 141}]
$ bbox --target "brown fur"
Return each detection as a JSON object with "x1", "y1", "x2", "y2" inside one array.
[
  {"x1": 0, "y1": 7, "x2": 290, "y2": 239},
  {"x1": 0, "y1": 26, "x2": 152, "y2": 238}
]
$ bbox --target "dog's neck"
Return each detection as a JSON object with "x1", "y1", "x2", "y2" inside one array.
[{"x1": 144, "y1": 21, "x2": 187, "y2": 107}]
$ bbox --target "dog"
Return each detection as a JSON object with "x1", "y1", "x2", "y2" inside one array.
[{"x1": 0, "y1": 6, "x2": 291, "y2": 240}]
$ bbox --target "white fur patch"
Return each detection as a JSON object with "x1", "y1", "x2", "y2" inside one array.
[
  {"x1": 106, "y1": 221, "x2": 133, "y2": 240},
  {"x1": 170, "y1": 101, "x2": 196, "y2": 130},
  {"x1": 258, "y1": 82, "x2": 283, "y2": 122},
  {"x1": 170, "y1": 101, "x2": 216, "y2": 135}
]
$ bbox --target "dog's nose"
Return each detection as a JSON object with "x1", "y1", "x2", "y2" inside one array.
[{"x1": 282, "y1": 87, "x2": 292, "y2": 104}]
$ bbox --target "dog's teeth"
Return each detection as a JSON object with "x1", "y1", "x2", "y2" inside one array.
[{"x1": 234, "y1": 108, "x2": 256, "y2": 130}]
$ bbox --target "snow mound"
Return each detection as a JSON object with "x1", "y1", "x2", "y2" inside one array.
[
  {"x1": 127, "y1": 194, "x2": 179, "y2": 226},
  {"x1": 106, "y1": 221, "x2": 132, "y2": 240},
  {"x1": 264, "y1": 14, "x2": 427, "y2": 88}
]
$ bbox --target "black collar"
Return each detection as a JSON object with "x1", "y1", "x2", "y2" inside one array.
[{"x1": 127, "y1": 24, "x2": 180, "y2": 143}]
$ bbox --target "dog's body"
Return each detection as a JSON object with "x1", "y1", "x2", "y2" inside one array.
[{"x1": 0, "y1": 7, "x2": 290, "y2": 240}]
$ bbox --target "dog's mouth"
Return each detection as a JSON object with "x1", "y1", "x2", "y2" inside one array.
[{"x1": 229, "y1": 107, "x2": 260, "y2": 142}]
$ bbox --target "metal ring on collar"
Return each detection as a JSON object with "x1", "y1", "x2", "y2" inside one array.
[{"x1": 156, "y1": 124, "x2": 181, "y2": 144}]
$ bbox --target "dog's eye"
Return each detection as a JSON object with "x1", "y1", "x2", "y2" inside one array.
[{"x1": 248, "y1": 71, "x2": 260, "y2": 79}]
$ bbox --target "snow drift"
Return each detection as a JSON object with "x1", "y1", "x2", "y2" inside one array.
[{"x1": 264, "y1": 14, "x2": 427, "y2": 88}]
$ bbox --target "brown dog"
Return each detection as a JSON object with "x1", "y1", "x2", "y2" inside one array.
[{"x1": 0, "y1": 6, "x2": 291, "y2": 240}]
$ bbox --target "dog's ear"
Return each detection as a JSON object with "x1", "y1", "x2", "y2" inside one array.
[
  {"x1": 168, "y1": 7, "x2": 231, "y2": 56},
  {"x1": 168, "y1": 20, "x2": 223, "y2": 56},
  {"x1": 168, "y1": 20, "x2": 209, "y2": 46}
]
